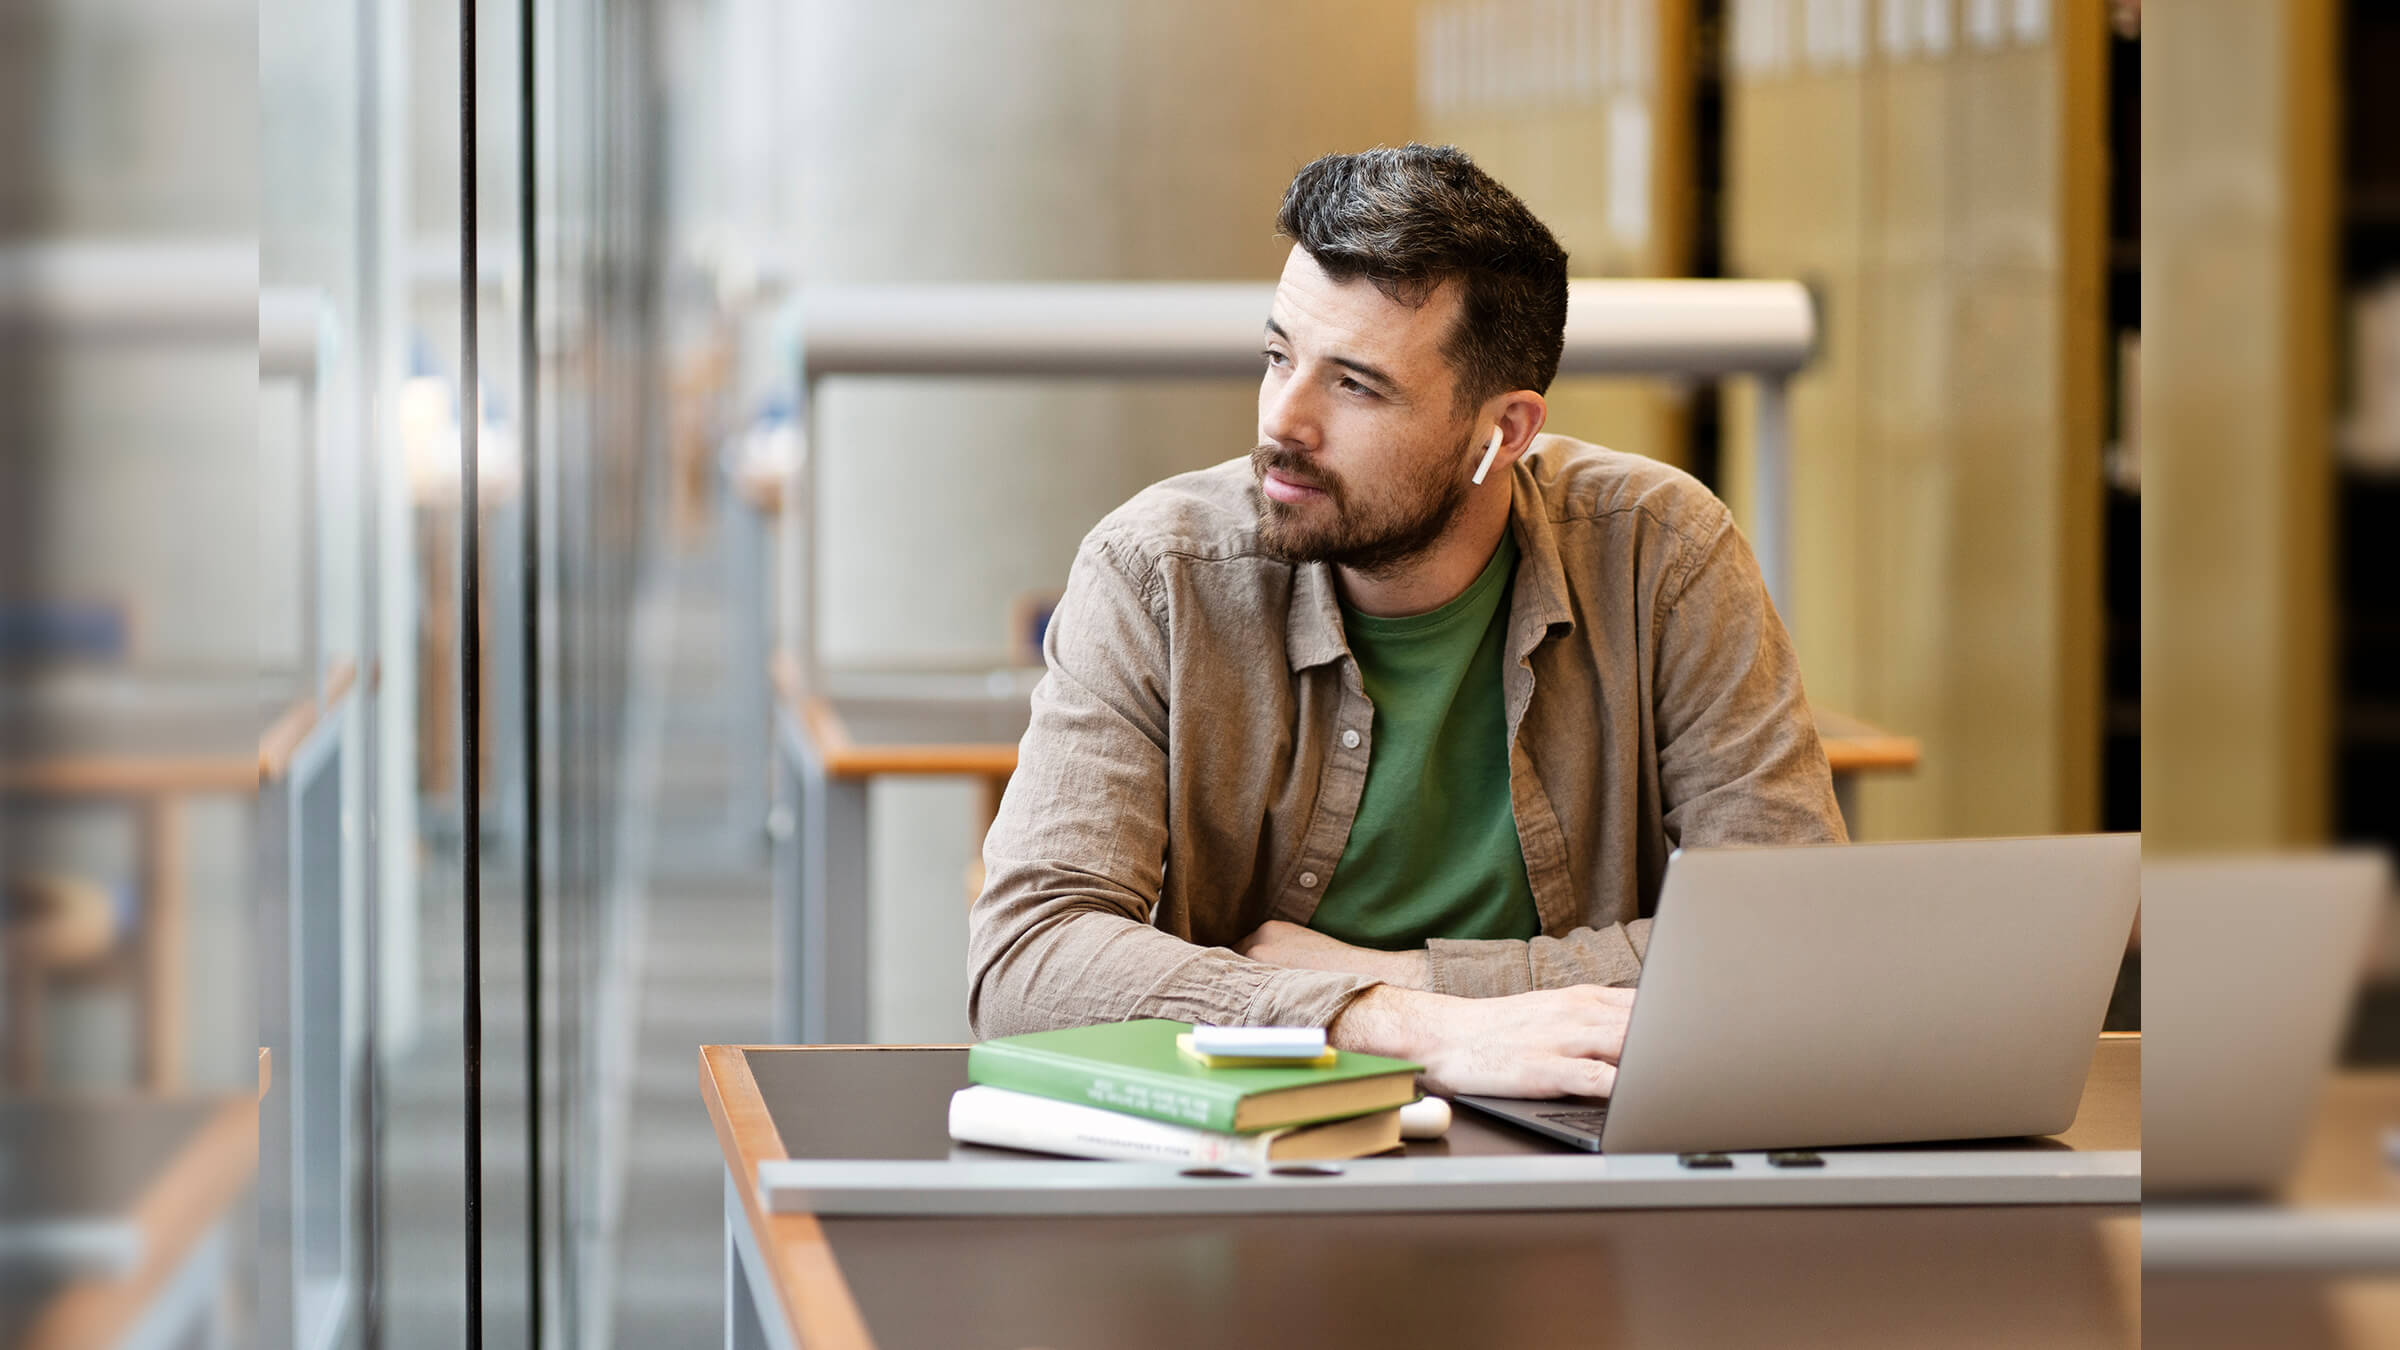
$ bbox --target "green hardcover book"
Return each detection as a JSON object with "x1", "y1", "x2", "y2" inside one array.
[{"x1": 966, "y1": 1019, "x2": 1421, "y2": 1134}]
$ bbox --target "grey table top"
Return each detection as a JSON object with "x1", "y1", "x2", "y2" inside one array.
[{"x1": 741, "y1": 1041, "x2": 2141, "y2": 1350}]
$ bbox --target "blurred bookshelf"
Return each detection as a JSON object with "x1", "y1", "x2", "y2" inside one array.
[
  {"x1": 2337, "y1": 0, "x2": 2400, "y2": 859},
  {"x1": 2100, "y1": 6, "x2": 2138, "y2": 838}
]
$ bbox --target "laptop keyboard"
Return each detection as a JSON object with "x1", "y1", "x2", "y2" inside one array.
[{"x1": 1535, "y1": 1107, "x2": 1611, "y2": 1133}]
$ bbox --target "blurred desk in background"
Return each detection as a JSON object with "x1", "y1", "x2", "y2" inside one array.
[
  {"x1": 411, "y1": 468, "x2": 525, "y2": 852},
  {"x1": 721, "y1": 447, "x2": 788, "y2": 857},
  {"x1": 0, "y1": 665, "x2": 354, "y2": 1091},
  {"x1": 0, "y1": 1081, "x2": 260, "y2": 1350},
  {"x1": 1814, "y1": 708, "x2": 1921, "y2": 833},
  {"x1": 769, "y1": 657, "x2": 1025, "y2": 1044}
]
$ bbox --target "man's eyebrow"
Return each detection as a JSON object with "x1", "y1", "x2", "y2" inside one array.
[{"x1": 1262, "y1": 317, "x2": 1399, "y2": 390}]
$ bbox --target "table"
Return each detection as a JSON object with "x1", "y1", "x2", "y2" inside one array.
[
  {"x1": 0, "y1": 1071, "x2": 263, "y2": 1350},
  {"x1": 2144, "y1": 1072, "x2": 2400, "y2": 1348},
  {"x1": 766, "y1": 653, "x2": 1919, "y2": 1044},
  {"x1": 702, "y1": 1035, "x2": 2139, "y2": 1350},
  {"x1": 1812, "y1": 707, "x2": 1923, "y2": 825},
  {"x1": 0, "y1": 664, "x2": 355, "y2": 1090},
  {"x1": 768, "y1": 659, "x2": 1027, "y2": 1043},
  {"x1": 722, "y1": 448, "x2": 789, "y2": 856}
]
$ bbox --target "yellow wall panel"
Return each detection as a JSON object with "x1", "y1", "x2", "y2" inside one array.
[
  {"x1": 1729, "y1": 0, "x2": 2105, "y2": 840},
  {"x1": 2142, "y1": 0, "x2": 2336, "y2": 848},
  {"x1": 1417, "y1": 0, "x2": 1695, "y2": 466}
]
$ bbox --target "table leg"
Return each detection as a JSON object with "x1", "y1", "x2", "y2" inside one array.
[
  {"x1": 6, "y1": 940, "x2": 44, "y2": 1088},
  {"x1": 723, "y1": 1169, "x2": 775, "y2": 1350},
  {"x1": 772, "y1": 708, "x2": 871, "y2": 1045},
  {"x1": 113, "y1": 1223, "x2": 228, "y2": 1350},
  {"x1": 137, "y1": 797, "x2": 185, "y2": 1092},
  {"x1": 724, "y1": 485, "x2": 769, "y2": 860},
  {"x1": 771, "y1": 716, "x2": 802, "y2": 1044},
  {"x1": 797, "y1": 746, "x2": 869, "y2": 1045}
]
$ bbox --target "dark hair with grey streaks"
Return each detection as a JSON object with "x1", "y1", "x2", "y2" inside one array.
[{"x1": 1276, "y1": 143, "x2": 1569, "y2": 411}]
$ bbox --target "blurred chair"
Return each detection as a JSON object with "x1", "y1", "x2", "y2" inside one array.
[
  {"x1": 4, "y1": 870, "x2": 142, "y2": 1088},
  {"x1": 0, "y1": 599, "x2": 133, "y2": 668},
  {"x1": 0, "y1": 596, "x2": 143, "y2": 1089},
  {"x1": 1009, "y1": 590, "x2": 1059, "y2": 669}
]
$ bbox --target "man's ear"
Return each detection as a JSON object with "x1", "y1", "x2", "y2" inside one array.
[{"x1": 1483, "y1": 392, "x2": 1548, "y2": 476}]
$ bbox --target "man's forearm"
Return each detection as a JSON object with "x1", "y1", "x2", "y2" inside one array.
[
  {"x1": 1233, "y1": 920, "x2": 1434, "y2": 990},
  {"x1": 971, "y1": 897, "x2": 1383, "y2": 1037},
  {"x1": 1327, "y1": 984, "x2": 1438, "y2": 1061}
]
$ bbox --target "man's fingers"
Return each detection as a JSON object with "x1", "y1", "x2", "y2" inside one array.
[
  {"x1": 1556, "y1": 1025, "x2": 1631, "y2": 1065},
  {"x1": 1548, "y1": 1055, "x2": 1615, "y2": 1099}
]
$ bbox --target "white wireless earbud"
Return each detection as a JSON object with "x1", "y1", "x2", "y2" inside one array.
[{"x1": 1471, "y1": 425, "x2": 1503, "y2": 485}]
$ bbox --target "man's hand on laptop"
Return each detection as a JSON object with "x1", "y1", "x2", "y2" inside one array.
[
  {"x1": 1327, "y1": 984, "x2": 1636, "y2": 1099},
  {"x1": 1233, "y1": 919, "x2": 1432, "y2": 990}
]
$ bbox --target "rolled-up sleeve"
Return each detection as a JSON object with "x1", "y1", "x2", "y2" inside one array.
[
  {"x1": 1651, "y1": 510, "x2": 1847, "y2": 850},
  {"x1": 1424, "y1": 920, "x2": 1651, "y2": 997},
  {"x1": 967, "y1": 528, "x2": 1379, "y2": 1038}
]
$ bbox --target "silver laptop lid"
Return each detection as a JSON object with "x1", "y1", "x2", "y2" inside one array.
[
  {"x1": 2142, "y1": 853, "x2": 2388, "y2": 1196},
  {"x1": 1600, "y1": 834, "x2": 2140, "y2": 1155}
]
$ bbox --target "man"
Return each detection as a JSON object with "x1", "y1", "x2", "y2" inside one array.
[{"x1": 968, "y1": 144, "x2": 1844, "y2": 1099}]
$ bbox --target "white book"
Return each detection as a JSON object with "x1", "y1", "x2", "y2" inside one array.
[
  {"x1": 947, "y1": 1085, "x2": 1401, "y2": 1166},
  {"x1": 1187, "y1": 1025, "x2": 1327, "y2": 1059}
]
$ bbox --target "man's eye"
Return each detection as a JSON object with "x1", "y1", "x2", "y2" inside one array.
[
  {"x1": 1339, "y1": 377, "x2": 1378, "y2": 398},
  {"x1": 1261, "y1": 349, "x2": 1287, "y2": 367}
]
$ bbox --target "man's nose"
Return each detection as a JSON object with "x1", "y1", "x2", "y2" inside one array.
[{"x1": 1258, "y1": 370, "x2": 1320, "y2": 451}]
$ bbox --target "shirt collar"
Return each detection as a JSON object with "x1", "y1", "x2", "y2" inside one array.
[
  {"x1": 1282, "y1": 458, "x2": 1575, "y2": 673},
  {"x1": 1505, "y1": 459, "x2": 1576, "y2": 661},
  {"x1": 1285, "y1": 557, "x2": 1349, "y2": 672}
]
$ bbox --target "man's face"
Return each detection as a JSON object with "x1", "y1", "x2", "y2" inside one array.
[{"x1": 1254, "y1": 246, "x2": 1482, "y2": 575}]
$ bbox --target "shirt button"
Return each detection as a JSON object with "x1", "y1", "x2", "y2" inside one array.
[
  {"x1": 1341, "y1": 728, "x2": 1362, "y2": 749},
  {"x1": 1299, "y1": 871, "x2": 1319, "y2": 889}
]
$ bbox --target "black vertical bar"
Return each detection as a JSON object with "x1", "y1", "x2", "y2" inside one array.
[
  {"x1": 356, "y1": 3, "x2": 388, "y2": 1346},
  {"x1": 460, "y1": 0, "x2": 484, "y2": 1344},
  {"x1": 517, "y1": 0, "x2": 543, "y2": 1339}
]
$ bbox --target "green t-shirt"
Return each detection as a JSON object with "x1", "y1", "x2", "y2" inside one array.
[{"x1": 1307, "y1": 533, "x2": 1540, "y2": 951}]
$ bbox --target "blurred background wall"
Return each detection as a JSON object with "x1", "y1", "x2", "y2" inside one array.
[{"x1": 779, "y1": 0, "x2": 1417, "y2": 1041}]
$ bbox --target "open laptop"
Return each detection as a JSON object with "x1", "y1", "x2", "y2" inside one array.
[
  {"x1": 1456, "y1": 835, "x2": 2141, "y2": 1155},
  {"x1": 2141, "y1": 852, "x2": 2388, "y2": 1197}
]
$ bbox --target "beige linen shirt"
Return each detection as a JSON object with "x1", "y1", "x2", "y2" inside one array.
[{"x1": 968, "y1": 436, "x2": 1846, "y2": 1039}]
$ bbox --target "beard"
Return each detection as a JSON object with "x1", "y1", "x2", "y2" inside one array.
[{"x1": 1251, "y1": 425, "x2": 1477, "y2": 576}]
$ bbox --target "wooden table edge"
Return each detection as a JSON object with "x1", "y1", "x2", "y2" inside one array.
[
  {"x1": 701, "y1": 1045, "x2": 879, "y2": 1350},
  {"x1": 1822, "y1": 735, "x2": 1922, "y2": 774},
  {"x1": 0, "y1": 659, "x2": 359, "y2": 795},
  {"x1": 20, "y1": 1091, "x2": 260, "y2": 1350},
  {"x1": 1814, "y1": 707, "x2": 1922, "y2": 774},
  {"x1": 771, "y1": 654, "x2": 1021, "y2": 779},
  {"x1": 258, "y1": 658, "x2": 358, "y2": 784}
]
